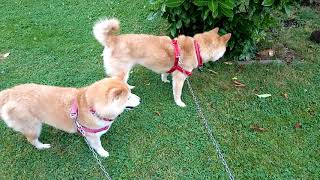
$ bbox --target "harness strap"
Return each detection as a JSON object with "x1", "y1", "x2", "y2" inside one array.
[
  {"x1": 166, "y1": 39, "x2": 192, "y2": 76},
  {"x1": 194, "y1": 40, "x2": 203, "y2": 68},
  {"x1": 167, "y1": 39, "x2": 203, "y2": 76}
]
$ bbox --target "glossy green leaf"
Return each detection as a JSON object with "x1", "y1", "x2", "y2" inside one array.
[
  {"x1": 212, "y1": 9, "x2": 218, "y2": 18},
  {"x1": 219, "y1": 0, "x2": 234, "y2": 10},
  {"x1": 221, "y1": 6, "x2": 233, "y2": 18},
  {"x1": 176, "y1": 20, "x2": 182, "y2": 28},
  {"x1": 170, "y1": 27, "x2": 177, "y2": 37},
  {"x1": 203, "y1": 8, "x2": 210, "y2": 20},
  {"x1": 161, "y1": 3, "x2": 166, "y2": 12},
  {"x1": 208, "y1": 0, "x2": 218, "y2": 13},
  {"x1": 262, "y1": 0, "x2": 274, "y2": 6},
  {"x1": 166, "y1": 0, "x2": 185, "y2": 7},
  {"x1": 284, "y1": 4, "x2": 292, "y2": 16},
  {"x1": 193, "y1": 0, "x2": 208, "y2": 6},
  {"x1": 219, "y1": 28, "x2": 227, "y2": 34}
]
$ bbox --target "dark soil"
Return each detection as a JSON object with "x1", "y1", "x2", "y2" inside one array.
[
  {"x1": 302, "y1": 0, "x2": 320, "y2": 11},
  {"x1": 274, "y1": 44, "x2": 300, "y2": 64},
  {"x1": 310, "y1": 30, "x2": 320, "y2": 43},
  {"x1": 255, "y1": 44, "x2": 300, "y2": 64},
  {"x1": 283, "y1": 19, "x2": 299, "y2": 28}
]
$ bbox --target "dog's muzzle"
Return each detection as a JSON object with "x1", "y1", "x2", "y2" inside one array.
[{"x1": 125, "y1": 93, "x2": 141, "y2": 110}]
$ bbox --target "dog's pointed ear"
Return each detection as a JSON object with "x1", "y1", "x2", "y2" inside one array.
[
  {"x1": 114, "y1": 72, "x2": 125, "y2": 81},
  {"x1": 221, "y1": 33, "x2": 231, "y2": 42},
  {"x1": 211, "y1": 27, "x2": 219, "y2": 33},
  {"x1": 109, "y1": 87, "x2": 126, "y2": 101}
]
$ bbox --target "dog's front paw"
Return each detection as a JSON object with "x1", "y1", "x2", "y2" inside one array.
[
  {"x1": 161, "y1": 74, "x2": 170, "y2": 83},
  {"x1": 162, "y1": 79, "x2": 170, "y2": 83},
  {"x1": 97, "y1": 149, "x2": 109, "y2": 158},
  {"x1": 176, "y1": 100, "x2": 186, "y2": 107},
  {"x1": 36, "y1": 143, "x2": 51, "y2": 149},
  {"x1": 128, "y1": 85, "x2": 135, "y2": 89}
]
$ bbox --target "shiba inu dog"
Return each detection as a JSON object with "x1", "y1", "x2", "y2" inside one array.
[
  {"x1": 0, "y1": 76, "x2": 140, "y2": 157},
  {"x1": 93, "y1": 18, "x2": 231, "y2": 107}
]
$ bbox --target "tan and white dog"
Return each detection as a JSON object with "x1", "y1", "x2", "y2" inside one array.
[
  {"x1": 93, "y1": 18, "x2": 231, "y2": 107},
  {"x1": 0, "y1": 76, "x2": 140, "y2": 157}
]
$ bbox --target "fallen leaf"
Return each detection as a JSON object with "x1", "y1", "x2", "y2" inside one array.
[
  {"x1": 232, "y1": 77, "x2": 238, "y2": 80},
  {"x1": 282, "y1": 93, "x2": 288, "y2": 99},
  {"x1": 208, "y1": 69, "x2": 218, "y2": 74},
  {"x1": 0, "y1": 52, "x2": 10, "y2": 61},
  {"x1": 155, "y1": 111, "x2": 161, "y2": 116},
  {"x1": 250, "y1": 124, "x2": 268, "y2": 132},
  {"x1": 294, "y1": 122, "x2": 302, "y2": 129},
  {"x1": 224, "y1": 61, "x2": 233, "y2": 65},
  {"x1": 256, "y1": 94, "x2": 272, "y2": 98},
  {"x1": 233, "y1": 80, "x2": 246, "y2": 87},
  {"x1": 3, "y1": 52, "x2": 10, "y2": 58}
]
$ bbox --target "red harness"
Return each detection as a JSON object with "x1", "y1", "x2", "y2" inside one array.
[
  {"x1": 70, "y1": 98, "x2": 111, "y2": 135},
  {"x1": 166, "y1": 39, "x2": 203, "y2": 76}
]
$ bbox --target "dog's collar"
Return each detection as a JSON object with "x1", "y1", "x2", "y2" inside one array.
[
  {"x1": 166, "y1": 39, "x2": 203, "y2": 76},
  {"x1": 194, "y1": 40, "x2": 203, "y2": 68},
  {"x1": 70, "y1": 98, "x2": 111, "y2": 135},
  {"x1": 89, "y1": 108, "x2": 113, "y2": 122}
]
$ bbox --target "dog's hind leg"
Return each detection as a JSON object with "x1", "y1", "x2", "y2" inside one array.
[
  {"x1": 124, "y1": 71, "x2": 135, "y2": 89},
  {"x1": 108, "y1": 66, "x2": 135, "y2": 89},
  {"x1": 24, "y1": 123, "x2": 51, "y2": 149},
  {"x1": 103, "y1": 55, "x2": 135, "y2": 89},
  {"x1": 1, "y1": 102, "x2": 50, "y2": 149}
]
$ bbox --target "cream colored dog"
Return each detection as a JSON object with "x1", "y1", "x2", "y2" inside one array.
[
  {"x1": 93, "y1": 18, "x2": 231, "y2": 107},
  {"x1": 0, "y1": 76, "x2": 140, "y2": 157}
]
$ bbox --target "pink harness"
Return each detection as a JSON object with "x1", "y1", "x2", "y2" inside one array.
[
  {"x1": 166, "y1": 39, "x2": 203, "y2": 76},
  {"x1": 70, "y1": 98, "x2": 111, "y2": 135}
]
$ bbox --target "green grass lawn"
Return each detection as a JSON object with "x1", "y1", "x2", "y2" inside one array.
[{"x1": 0, "y1": 1, "x2": 319, "y2": 179}]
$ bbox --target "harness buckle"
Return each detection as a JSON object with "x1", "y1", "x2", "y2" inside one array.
[{"x1": 70, "y1": 112, "x2": 78, "y2": 120}]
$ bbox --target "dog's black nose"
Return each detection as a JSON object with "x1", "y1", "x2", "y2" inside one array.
[{"x1": 125, "y1": 106, "x2": 134, "y2": 110}]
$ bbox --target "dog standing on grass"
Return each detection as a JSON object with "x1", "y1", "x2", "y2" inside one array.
[
  {"x1": 0, "y1": 76, "x2": 140, "y2": 157},
  {"x1": 93, "y1": 18, "x2": 231, "y2": 107}
]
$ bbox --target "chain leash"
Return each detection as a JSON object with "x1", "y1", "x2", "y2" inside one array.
[
  {"x1": 186, "y1": 78, "x2": 235, "y2": 180},
  {"x1": 75, "y1": 119, "x2": 112, "y2": 180},
  {"x1": 83, "y1": 137, "x2": 112, "y2": 180}
]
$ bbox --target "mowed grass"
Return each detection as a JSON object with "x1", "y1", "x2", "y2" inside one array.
[{"x1": 0, "y1": 1, "x2": 319, "y2": 179}]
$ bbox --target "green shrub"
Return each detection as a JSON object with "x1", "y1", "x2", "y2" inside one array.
[{"x1": 149, "y1": 0, "x2": 295, "y2": 60}]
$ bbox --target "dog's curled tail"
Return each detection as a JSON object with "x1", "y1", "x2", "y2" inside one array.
[{"x1": 93, "y1": 18, "x2": 120, "y2": 46}]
